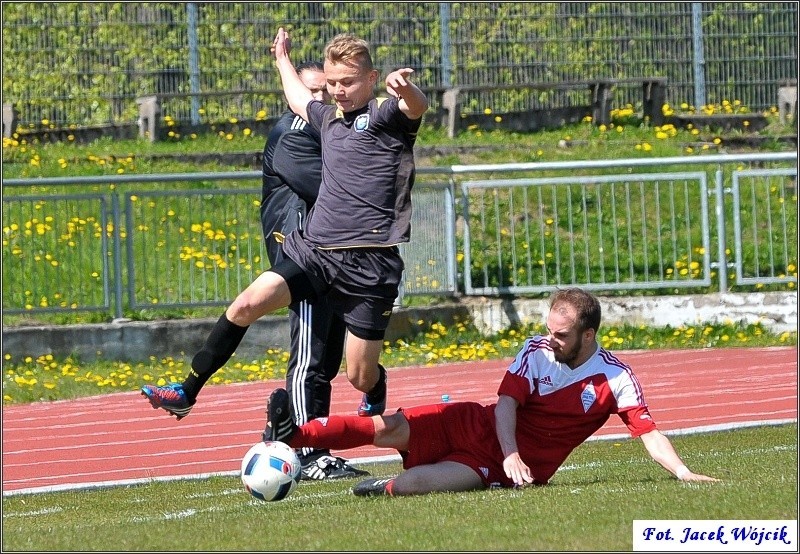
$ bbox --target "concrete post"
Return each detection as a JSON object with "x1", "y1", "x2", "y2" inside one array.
[
  {"x1": 589, "y1": 81, "x2": 612, "y2": 126},
  {"x1": 442, "y1": 88, "x2": 461, "y2": 138},
  {"x1": 643, "y1": 78, "x2": 667, "y2": 126},
  {"x1": 3, "y1": 103, "x2": 19, "y2": 138},
  {"x1": 136, "y1": 95, "x2": 161, "y2": 142},
  {"x1": 778, "y1": 84, "x2": 797, "y2": 125}
]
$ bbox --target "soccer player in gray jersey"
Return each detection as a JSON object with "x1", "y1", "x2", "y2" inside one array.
[
  {"x1": 141, "y1": 28, "x2": 428, "y2": 430},
  {"x1": 258, "y1": 61, "x2": 368, "y2": 481}
]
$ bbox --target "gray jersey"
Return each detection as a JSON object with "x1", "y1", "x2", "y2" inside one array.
[{"x1": 303, "y1": 96, "x2": 421, "y2": 248}]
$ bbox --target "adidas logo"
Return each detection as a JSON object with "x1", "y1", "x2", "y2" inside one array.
[
  {"x1": 539, "y1": 375, "x2": 553, "y2": 387},
  {"x1": 274, "y1": 419, "x2": 294, "y2": 440}
]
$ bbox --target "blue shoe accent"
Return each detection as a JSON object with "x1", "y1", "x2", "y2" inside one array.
[
  {"x1": 141, "y1": 383, "x2": 194, "y2": 420},
  {"x1": 357, "y1": 395, "x2": 386, "y2": 417},
  {"x1": 357, "y1": 365, "x2": 387, "y2": 416}
]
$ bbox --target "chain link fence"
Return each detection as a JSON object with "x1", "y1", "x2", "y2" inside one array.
[{"x1": 3, "y1": 2, "x2": 797, "y2": 128}]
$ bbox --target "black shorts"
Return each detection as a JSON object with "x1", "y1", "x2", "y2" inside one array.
[{"x1": 275, "y1": 230, "x2": 404, "y2": 338}]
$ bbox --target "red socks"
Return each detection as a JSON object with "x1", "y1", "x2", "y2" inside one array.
[{"x1": 289, "y1": 415, "x2": 376, "y2": 450}]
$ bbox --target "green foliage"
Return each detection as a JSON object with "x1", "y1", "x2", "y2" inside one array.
[
  {"x1": 2, "y1": 317, "x2": 795, "y2": 406},
  {"x1": 1, "y1": 424, "x2": 796, "y2": 550},
  {"x1": 2, "y1": 3, "x2": 796, "y2": 127}
]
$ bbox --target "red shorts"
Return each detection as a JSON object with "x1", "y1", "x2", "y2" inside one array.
[{"x1": 400, "y1": 402, "x2": 514, "y2": 488}]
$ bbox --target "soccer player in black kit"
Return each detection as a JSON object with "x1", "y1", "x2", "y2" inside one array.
[
  {"x1": 141, "y1": 29, "x2": 428, "y2": 452},
  {"x1": 259, "y1": 61, "x2": 367, "y2": 480},
  {"x1": 142, "y1": 61, "x2": 367, "y2": 480}
]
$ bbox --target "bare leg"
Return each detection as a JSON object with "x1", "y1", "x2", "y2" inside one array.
[
  {"x1": 344, "y1": 334, "x2": 384, "y2": 393},
  {"x1": 371, "y1": 412, "x2": 410, "y2": 449},
  {"x1": 392, "y1": 461, "x2": 485, "y2": 496},
  {"x1": 226, "y1": 270, "x2": 292, "y2": 325}
]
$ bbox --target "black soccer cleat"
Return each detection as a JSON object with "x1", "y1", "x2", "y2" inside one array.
[
  {"x1": 352, "y1": 477, "x2": 395, "y2": 497},
  {"x1": 264, "y1": 387, "x2": 298, "y2": 443}
]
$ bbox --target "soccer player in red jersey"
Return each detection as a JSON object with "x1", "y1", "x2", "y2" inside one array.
[{"x1": 267, "y1": 287, "x2": 720, "y2": 496}]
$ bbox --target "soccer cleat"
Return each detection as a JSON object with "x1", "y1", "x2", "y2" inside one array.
[
  {"x1": 301, "y1": 455, "x2": 371, "y2": 481},
  {"x1": 357, "y1": 394, "x2": 386, "y2": 417},
  {"x1": 357, "y1": 364, "x2": 387, "y2": 417},
  {"x1": 265, "y1": 388, "x2": 298, "y2": 443},
  {"x1": 352, "y1": 477, "x2": 395, "y2": 497},
  {"x1": 141, "y1": 383, "x2": 195, "y2": 420}
]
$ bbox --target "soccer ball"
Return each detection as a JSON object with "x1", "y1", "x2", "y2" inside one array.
[{"x1": 240, "y1": 440, "x2": 301, "y2": 502}]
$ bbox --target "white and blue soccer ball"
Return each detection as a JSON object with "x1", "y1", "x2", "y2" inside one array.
[{"x1": 240, "y1": 440, "x2": 301, "y2": 502}]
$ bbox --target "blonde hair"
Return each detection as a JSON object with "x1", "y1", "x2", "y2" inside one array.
[{"x1": 324, "y1": 33, "x2": 374, "y2": 71}]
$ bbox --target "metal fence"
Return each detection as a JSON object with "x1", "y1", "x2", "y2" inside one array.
[
  {"x1": 460, "y1": 172, "x2": 712, "y2": 295},
  {"x1": 732, "y1": 168, "x2": 798, "y2": 286},
  {"x1": 2, "y1": 153, "x2": 796, "y2": 319},
  {"x1": 3, "y1": 2, "x2": 797, "y2": 128}
]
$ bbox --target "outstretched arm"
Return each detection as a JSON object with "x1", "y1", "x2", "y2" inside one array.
[
  {"x1": 639, "y1": 429, "x2": 720, "y2": 482},
  {"x1": 271, "y1": 27, "x2": 314, "y2": 122},
  {"x1": 495, "y1": 394, "x2": 534, "y2": 487},
  {"x1": 384, "y1": 68, "x2": 429, "y2": 120}
]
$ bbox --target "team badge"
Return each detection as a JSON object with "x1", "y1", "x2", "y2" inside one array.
[
  {"x1": 581, "y1": 381, "x2": 596, "y2": 412},
  {"x1": 355, "y1": 113, "x2": 370, "y2": 132}
]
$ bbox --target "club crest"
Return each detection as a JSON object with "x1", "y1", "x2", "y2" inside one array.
[
  {"x1": 355, "y1": 113, "x2": 370, "y2": 132},
  {"x1": 581, "y1": 381, "x2": 596, "y2": 412}
]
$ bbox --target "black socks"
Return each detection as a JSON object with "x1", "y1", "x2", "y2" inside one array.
[{"x1": 182, "y1": 313, "x2": 249, "y2": 401}]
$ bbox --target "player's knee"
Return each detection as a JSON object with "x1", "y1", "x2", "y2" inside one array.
[
  {"x1": 228, "y1": 290, "x2": 270, "y2": 324},
  {"x1": 373, "y1": 412, "x2": 408, "y2": 447}
]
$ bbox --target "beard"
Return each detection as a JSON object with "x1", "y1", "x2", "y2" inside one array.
[{"x1": 553, "y1": 341, "x2": 582, "y2": 366}]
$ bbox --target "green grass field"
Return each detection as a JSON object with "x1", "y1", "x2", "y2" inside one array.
[{"x1": 2, "y1": 424, "x2": 796, "y2": 551}]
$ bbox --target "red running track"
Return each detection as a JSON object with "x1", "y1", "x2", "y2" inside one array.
[{"x1": 2, "y1": 347, "x2": 797, "y2": 495}]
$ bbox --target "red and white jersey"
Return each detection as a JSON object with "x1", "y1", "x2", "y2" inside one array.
[{"x1": 496, "y1": 335, "x2": 657, "y2": 483}]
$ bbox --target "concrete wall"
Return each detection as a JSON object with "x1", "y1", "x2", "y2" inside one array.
[
  {"x1": 1, "y1": 292, "x2": 795, "y2": 363},
  {"x1": 463, "y1": 291, "x2": 798, "y2": 335}
]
